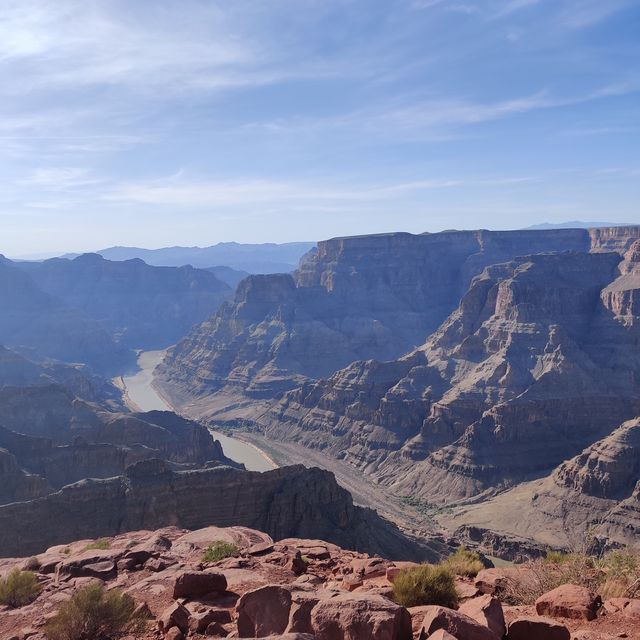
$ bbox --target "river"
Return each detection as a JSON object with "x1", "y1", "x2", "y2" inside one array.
[{"x1": 120, "y1": 351, "x2": 276, "y2": 472}]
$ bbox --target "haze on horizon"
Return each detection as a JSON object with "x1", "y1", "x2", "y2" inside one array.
[{"x1": 1, "y1": 0, "x2": 639, "y2": 257}]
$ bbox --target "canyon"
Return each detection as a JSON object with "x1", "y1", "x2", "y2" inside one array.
[{"x1": 156, "y1": 226, "x2": 640, "y2": 556}]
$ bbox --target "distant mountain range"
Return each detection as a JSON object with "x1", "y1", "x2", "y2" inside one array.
[
  {"x1": 525, "y1": 220, "x2": 634, "y2": 230},
  {"x1": 61, "y1": 241, "x2": 316, "y2": 275},
  {"x1": 0, "y1": 253, "x2": 233, "y2": 373}
]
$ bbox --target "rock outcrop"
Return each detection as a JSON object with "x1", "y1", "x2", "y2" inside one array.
[{"x1": 0, "y1": 463, "x2": 429, "y2": 559}]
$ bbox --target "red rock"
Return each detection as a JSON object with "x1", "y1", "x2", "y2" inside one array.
[
  {"x1": 603, "y1": 597, "x2": 640, "y2": 617},
  {"x1": 248, "y1": 541, "x2": 275, "y2": 555},
  {"x1": 287, "y1": 589, "x2": 326, "y2": 634},
  {"x1": 172, "y1": 571, "x2": 227, "y2": 599},
  {"x1": 189, "y1": 608, "x2": 233, "y2": 633},
  {"x1": 237, "y1": 636, "x2": 315, "y2": 640},
  {"x1": 165, "y1": 628, "x2": 184, "y2": 640},
  {"x1": 310, "y1": 592, "x2": 412, "y2": 640},
  {"x1": 428, "y1": 631, "x2": 459, "y2": 640},
  {"x1": 535, "y1": 584, "x2": 601, "y2": 621},
  {"x1": 420, "y1": 605, "x2": 498, "y2": 640},
  {"x1": 145, "y1": 557, "x2": 171, "y2": 572},
  {"x1": 342, "y1": 576, "x2": 364, "y2": 592},
  {"x1": 408, "y1": 606, "x2": 435, "y2": 636},
  {"x1": 349, "y1": 557, "x2": 391, "y2": 579},
  {"x1": 474, "y1": 568, "x2": 511, "y2": 596},
  {"x1": 204, "y1": 621, "x2": 229, "y2": 636},
  {"x1": 236, "y1": 585, "x2": 293, "y2": 637},
  {"x1": 455, "y1": 579, "x2": 480, "y2": 600},
  {"x1": 286, "y1": 551, "x2": 308, "y2": 576},
  {"x1": 458, "y1": 595, "x2": 505, "y2": 638},
  {"x1": 159, "y1": 602, "x2": 191, "y2": 633},
  {"x1": 507, "y1": 616, "x2": 570, "y2": 640}
]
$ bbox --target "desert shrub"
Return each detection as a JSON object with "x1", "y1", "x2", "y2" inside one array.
[
  {"x1": 543, "y1": 550, "x2": 570, "y2": 565},
  {"x1": 392, "y1": 564, "x2": 458, "y2": 608},
  {"x1": 600, "y1": 549, "x2": 640, "y2": 599},
  {"x1": 0, "y1": 569, "x2": 42, "y2": 607},
  {"x1": 83, "y1": 538, "x2": 110, "y2": 551},
  {"x1": 45, "y1": 582, "x2": 146, "y2": 640},
  {"x1": 202, "y1": 541, "x2": 239, "y2": 563},
  {"x1": 23, "y1": 556, "x2": 41, "y2": 571},
  {"x1": 443, "y1": 547, "x2": 484, "y2": 578},
  {"x1": 504, "y1": 553, "x2": 602, "y2": 605},
  {"x1": 504, "y1": 548, "x2": 640, "y2": 605}
]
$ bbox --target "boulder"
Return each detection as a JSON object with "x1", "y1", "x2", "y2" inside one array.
[
  {"x1": 349, "y1": 557, "x2": 391, "y2": 579},
  {"x1": 164, "y1": 628, "x2": 184, "y2": 640},
  {"x1": 507, "y1": 616, "x2": 570, "y2": 640},
  {"x1": 455, "y1": 579, "x2": 480, "y2": 600},
  {"x1": 420, "y1": 605, "x2": 498, "y2": 640},
  {"x1": 603, "y1": 597, "x2": 640, "y2": 617},
  {"x1": 158, "y1": 602, "x2": 191, "y2": 634},
  {"x1": 474, "y1": 569, "x2": 511, "y2": 596},
  {"x1": 428, "y1": 631, "x2": 458, "y2": 640},
  {"x1": 288, "y1": 590, "x2": 326, "y2": 634},
  {"x1": 458, "y1": 595, "x2": 505, "y2": 638},
  {"x1": 535, "y1": 584, "x2": 601, "y2": 621},
  {"x1": 189, "y1": 607, "x2": 233, "y2": 633},
  {"x1": 310, "y1": 592, "x2": 412, "y2": 640},
  {"x1": 204, "y1": 621, "x2": 229, "y2": 636},
  {"x1": 172, "y1": 571, "x2": 227, "y2": 599},
  {"x1": 237, "y1": 636, "x2": 316, "y2": 640},
  {"x1": 236, "y1": 585, "x2": 293, "y2": 637}
]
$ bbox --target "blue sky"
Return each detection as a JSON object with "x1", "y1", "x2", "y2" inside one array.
[{"x1": 1, "y1": 0, "x2": 639, "y2": 256}]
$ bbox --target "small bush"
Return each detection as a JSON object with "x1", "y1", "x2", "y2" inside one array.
[
  {"x1": 443, "y1": 547, "x2": 484, "y2": 578},
  {"x1": 83, "y1": 538, "x2": 110, "y2": 551},
  {"x1": 392, "y1": 564, "x2": 458, "y2": 608},
  {"x1": 45, "y1": 583, "x2": 146, "y2": 640},
  {"x1": 504, "y1": 553, "x2": 601, "y2": 605},
  {"x1": 23, "y1": 556, "x2": 41, "y2": 571},
  {"x1": 0, "y1": 569, "x2": 42, "y2": 607},
  {"x1": 544, "y1": 550, "x2": 570, "y2": 564},
  {"x1": 202, "y1": 541, "x2": 239, "y2": 563}
]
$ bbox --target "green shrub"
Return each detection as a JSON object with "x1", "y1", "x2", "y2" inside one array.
[
  {"x1": 543, "y1": 550, "x2": 570, "y2": 564},
  {"x1": 202, "y1": 541, "x2": 239, "y2": 563},
  {"x1": 392, "y1": 564, "x2": 458, "y2": 608},
  {"x1": 45, "y1": 583, "x2": 146, "y2": 640},
  {"x1": 443, "y1": 547, "x2": 484, "y2": 578},
  {"x1": 83, "y1": 538, "x2": 110, "y2": 551},
  {"x1": 0, "y1": 569, "x2": 42, "y2": 607}
]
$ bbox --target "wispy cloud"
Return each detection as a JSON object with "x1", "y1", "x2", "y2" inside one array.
[{"x1": 102, "y1": 172, "x2": 539, "y2": 209}]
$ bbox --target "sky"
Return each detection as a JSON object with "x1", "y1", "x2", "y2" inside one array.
[{"x1": 1, "y1": 0, "x2": 639, "y2": 256}]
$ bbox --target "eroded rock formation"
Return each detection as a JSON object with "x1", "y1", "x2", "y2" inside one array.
[{"x1": 0, "y1": 462, "x2": 431, "y2": 559}]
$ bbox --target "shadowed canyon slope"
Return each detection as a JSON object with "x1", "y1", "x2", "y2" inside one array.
[
  {"x1": 0, "y1": 460, "x2": 434, "y2": 560},
  {"x1": 156, "y1": 226, "x2": 640, "y2": 552}
]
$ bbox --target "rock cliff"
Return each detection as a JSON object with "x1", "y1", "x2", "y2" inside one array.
[
  {"x1": 157, "y1": 229, "x2": 592, "y2": 420},
  {"x1": 0, "y1": 462, "x2": 431, "y2": 560},
  {"x1": 263, "y1": 250, "x2": 640, "y2": 501}
]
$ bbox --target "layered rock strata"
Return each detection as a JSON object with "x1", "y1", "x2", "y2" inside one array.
[{"x1": 0, "y1": 462, "x2": 431, "y2": 559}]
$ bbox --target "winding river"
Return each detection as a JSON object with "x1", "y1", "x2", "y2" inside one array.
[{"x1": 121, "y1": 351, "x2": 276, "y2": 472}]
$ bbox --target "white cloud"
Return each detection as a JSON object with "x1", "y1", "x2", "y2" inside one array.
[{"x1": 21, "y1": 167, "x2": 106, "y2": 191}]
